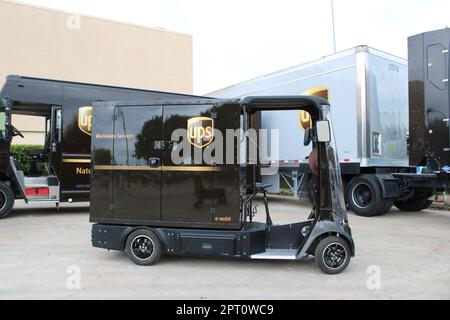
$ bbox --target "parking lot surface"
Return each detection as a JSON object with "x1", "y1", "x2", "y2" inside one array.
[{"x1": 1, "y1": 196, "x2": 449, "y2": 300}]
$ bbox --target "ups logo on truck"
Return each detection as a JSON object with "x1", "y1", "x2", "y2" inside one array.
[
  {"x1": 187, "y1": 117, "x2": 214, "y2": 148},
  {"x1": 78, "y1": 106, "x2": 93, "y2": 136}
]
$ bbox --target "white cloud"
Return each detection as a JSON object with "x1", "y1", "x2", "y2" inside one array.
[{"x1": 15, "y1": 0, "x2": 450, "y2": 94}]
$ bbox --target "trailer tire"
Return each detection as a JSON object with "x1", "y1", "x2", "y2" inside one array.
[
  {"x1": 394, "y1": 195, "x2": 433, "y2": 212},
  {"x1": 421, "y1": 201, "x2": 433, "y2": 210},
  {"x1": 0, "y1": 182, "x2": 15, "y2": 219},
  {"x1": 126, "y1": 229, "x2": 162, "y2": 266},
  {"x1": 346, "y1": 175, "x2": 390, "y2": 217},
  {"x1": 315, "y1": 236, "x2": 351, "y2": 275}
]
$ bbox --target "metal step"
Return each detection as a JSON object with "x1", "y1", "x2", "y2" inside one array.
[
  {"x1": 251, "y1": 249, "x2": 299, "y2": 260},
  {"x1": 27, "y1": 200, "x2": 60, "y2": 205}
]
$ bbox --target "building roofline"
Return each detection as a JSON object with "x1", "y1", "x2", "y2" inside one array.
[{"x1": 3, "y1": 0, "x2": 192, "y2": 38}]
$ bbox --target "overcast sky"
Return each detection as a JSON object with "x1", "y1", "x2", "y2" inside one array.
[{"x1": 16, "y1": 0, "x2": 450, "y2": 94}]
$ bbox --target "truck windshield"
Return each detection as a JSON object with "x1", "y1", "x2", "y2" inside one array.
[
  {"x1": 322, "y1": 105, "x2": 348, "y2": 223},
  {"x1": 0, "y1": 99, "x2": 9, "y2": 139}
]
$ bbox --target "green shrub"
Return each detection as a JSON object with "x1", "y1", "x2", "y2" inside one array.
[{"x1": 11, "y1": 145, "x2": 45, "y2": 175}]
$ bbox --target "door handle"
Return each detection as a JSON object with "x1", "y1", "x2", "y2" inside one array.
[{"x1": 149, "y1": 157, "x2": 161, "y2": 167}]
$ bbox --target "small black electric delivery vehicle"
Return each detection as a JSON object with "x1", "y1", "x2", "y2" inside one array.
[{"x1": 90, "y1": 96, "x2": 355, "y2": 274}]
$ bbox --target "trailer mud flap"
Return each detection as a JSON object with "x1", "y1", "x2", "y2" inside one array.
[{"x1": 375, "y1": 174, "x2": 400, "y2": 199}]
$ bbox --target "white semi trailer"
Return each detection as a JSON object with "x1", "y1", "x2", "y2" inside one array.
[{"x1": 209, "y1": 45, "x2": 444, "y2": 217}]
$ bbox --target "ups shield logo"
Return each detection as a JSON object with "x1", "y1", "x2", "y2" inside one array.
[
  {"x1": 187, "y1": 117, "x2": 214, "y2": 148},
  {"x1": 78, "y1": 106, "x2": 93, "y2": 136}
]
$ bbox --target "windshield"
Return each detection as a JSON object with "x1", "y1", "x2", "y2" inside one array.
[
  {"x1": 0, "y1": 99, "x2": 9, "y2": 140},
  {"x1": 322, "y1": 105, "x2": 347, "y2": 222}
]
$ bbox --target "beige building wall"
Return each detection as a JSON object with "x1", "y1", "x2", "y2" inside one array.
[{"x1": 0, "y1": 0, "x2": 193, "y2": 145}]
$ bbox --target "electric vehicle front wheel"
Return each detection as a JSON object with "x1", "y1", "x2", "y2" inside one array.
[
  {"x1": 125, "y1": 229, "x2": 162, "y2": 266},
  {"x1": 315, "y1": 236, "x2": 351, "y2": 275}
]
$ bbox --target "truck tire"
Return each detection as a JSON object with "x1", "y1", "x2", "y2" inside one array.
[
  {"x1": 125, "y1": 229, "x2": 162, "y2": 266},
  {"x1": 0, "y1": 182, "x2": 15, "y2": 219},
  {"x1": 394, "y1": 194, "x2": 433, "y2": 212},
  {"x1": 315, "y1": 236, "x2": 351, "y2": 275},
  {"x1": 346, "y1": 175, "x2": 391, "y2": 217}
]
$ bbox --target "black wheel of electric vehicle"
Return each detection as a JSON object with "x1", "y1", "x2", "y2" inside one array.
[
  {"x1": 315, "y1": 236, "x2": 351, "y2": 275},
  {"x1": 346, "y1": 175, "x2": 389, "y2": 217},
  {"x1": 0, "y1": 182, "x2": 15, "y2": 219},
  {"x1": 394, "y1": 194, "x2": 433, "y2": 212},
  {"x1": 126, "y1": 229, "x2": 162, "y2": 266}
]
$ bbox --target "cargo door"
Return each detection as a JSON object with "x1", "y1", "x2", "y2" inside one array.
[
  {"x1": 161, "y1": 104, "x2": 215, "y2": 223},
  {"x1": 112, "y1": 105, "x2": 163, "y2": 221}
]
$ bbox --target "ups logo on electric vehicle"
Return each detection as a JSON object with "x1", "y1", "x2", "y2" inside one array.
[
  {"x1": 187, "y1": 117, "x2": 214, "y2": 148},
  {"x1": 78, "y1": 106, "x2": 93, "y2": 136}
]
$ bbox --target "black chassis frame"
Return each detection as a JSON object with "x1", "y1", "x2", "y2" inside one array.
[{"x1": 91, "y1": 96, "x2": 355, "y2": 260}]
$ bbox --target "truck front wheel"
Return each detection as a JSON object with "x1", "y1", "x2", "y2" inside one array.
[
  {"x1": 125, "y1": 229, "x2": 162, "y2": 266},
  {"x1": 0, "y1": 182, "x2": 15, "y2": 219},
  {"x1": 394, "y1": 193, "x2": 433, "y2": 212},
  {"x1": 346, "y1": 175, "x2": 392, "y2": 217}
]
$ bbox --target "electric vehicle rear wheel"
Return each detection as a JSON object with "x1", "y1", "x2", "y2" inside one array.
[
  {"x1": 315, "y1": 236, "x2": 351, "y2": 275},
  {"x1": 126, "y1": 229, "x2": 162, "y2": 266}
]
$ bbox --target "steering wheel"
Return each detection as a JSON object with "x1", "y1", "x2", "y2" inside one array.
[{"x1": 11, "y1": 125, "x2": 25, "y2": 138}]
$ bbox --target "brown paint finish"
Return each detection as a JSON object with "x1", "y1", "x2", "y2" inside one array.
[
  {"x1": 161, "y1": 104, "x2": 215, "y2": 223},
  {"x1": 112, "y1": 105, "x2": 163, "y2": 221}
]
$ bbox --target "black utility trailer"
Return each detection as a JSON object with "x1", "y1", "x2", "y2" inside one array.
[
  {"x1": 0, "y1": 75, "x2": 200, "y2": 218},
  {"x1": 90, "y1": 96, "x2": 355, "y2": 274}
]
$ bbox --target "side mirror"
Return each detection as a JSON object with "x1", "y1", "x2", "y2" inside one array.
[
  {"x1": 304, "y1": 128, "x2": 312, "y2": 146},
  {"x1": 316, "y1": 120, "x2": 331, "y2": 143}
]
